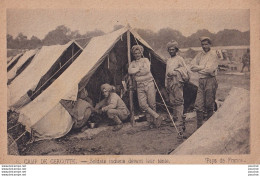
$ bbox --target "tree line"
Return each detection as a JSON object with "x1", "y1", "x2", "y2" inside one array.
[{"x1": 7, "y1": 25, "x2": 249, "y2": 50}]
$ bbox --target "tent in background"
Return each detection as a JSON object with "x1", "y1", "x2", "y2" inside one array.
[
  {"x1": 8, "y1": 41, "x2": 83, "y2": 109},
  {"x1": 7, "y1": 49, "x2": 39, "y2": 84},
  {"x1": 171, "y1": 87, "x2": 250, "y2": 155},
  {"x1": 7, "y1": 53, "x2": 24, "y2": 72},
  {"x1": 7, "y1": 56, "x2": 13, "y2": 63}
]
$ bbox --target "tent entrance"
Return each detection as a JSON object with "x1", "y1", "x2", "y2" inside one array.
[
  {"x1": 29, "y1": 43, "x2": 83, "y2": 100},
  {"x1": 77, "y1": 32, "x2": 168, "y2": 120}
]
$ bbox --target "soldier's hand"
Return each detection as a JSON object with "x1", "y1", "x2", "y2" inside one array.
[
  {"x1": 167, "y1": 71, "x2": 177, "y2": 77},
  {"x1": 191, "y1": 66, "x2": 201, "y2": 72},
  {"x1": 101, "y1": 107, "x2": 108, "y2": 112}
]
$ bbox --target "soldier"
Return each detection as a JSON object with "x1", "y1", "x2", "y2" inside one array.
[
  {"x1": 128, "y1": 45, "x2": 162, "y2": 128},
  {"x1": 190, "y1": 37, "x2": 218, "y2": 129},
  {"x1": 95, "y1": 83, "x2": 130, "y2": 131},
  {"x1": 241, "y1": 48, "x2": 250, "y2": 72},
  {"x1": 60, "y1": 88, "x2": 94, "y2": 132},
  {"x1": 165, "y1": 40, "x2": 189, "y2": 123}
]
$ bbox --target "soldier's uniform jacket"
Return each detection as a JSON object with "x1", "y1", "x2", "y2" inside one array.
[
  {"x1": 96, "y1": 92, "x2": 130, "y2": 114},
  {"x1": 191, "y1": 50, "x2": 219, "y2": 78},
  {"x1": 165, "y1": 55, "x2": 188, "y2": 88},
  {"x1": 128, "y1": 57, "x2": 153, "y2": 84}
]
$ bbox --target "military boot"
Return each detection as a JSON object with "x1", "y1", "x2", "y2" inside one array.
[
  {"x1": 197, "y1": 111, "x2": 204, "y2": 129},
  {"x1": 146, "y1": 113, "x2": 155, "y2": 128},
  {"x1": 207, "y1": 110, "x2": 214, "y2": 120},
  {"x1": 171, "y1": 105, "x2": 183, "y2": 126},
  {"x1": 112, "y1": 116, "x2": 123, "y2": 131},
  {"x1": 154, "y1": 115, "x2": 163, "y2": 128}
]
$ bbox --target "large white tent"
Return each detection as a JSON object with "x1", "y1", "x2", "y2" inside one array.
[{"x1": 18, "y1": 27, "x2": 167, "y2": 140}]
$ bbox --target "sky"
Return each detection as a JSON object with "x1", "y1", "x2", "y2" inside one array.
[{"x1": 7, "y1": 9, "x2": 250, "y2": 39}]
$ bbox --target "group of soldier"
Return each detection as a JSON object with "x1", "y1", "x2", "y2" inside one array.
[{"x1": 70, "y1": 36, "x2": 219, "y2": 132}]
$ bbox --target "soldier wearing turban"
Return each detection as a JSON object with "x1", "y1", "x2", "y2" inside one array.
[
  {"x1": 165, "y1": 40, "x2": 189, "y2": 124},
  {"x1": 128, "y1": 45, "x2": 163, "y2": 128},
  {"x1": 95, "y1": 83, "x2": 130, "y2": 131}
]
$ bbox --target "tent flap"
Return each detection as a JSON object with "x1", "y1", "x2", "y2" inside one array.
[{"x1": 32, "y1": 103, "x2": 73, "y2": 140}]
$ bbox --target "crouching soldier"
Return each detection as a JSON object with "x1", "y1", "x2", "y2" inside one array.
[
  {"x1": 128, "y1": 45, "x2": 163, "y2": 128},
  {"x1": 95, "y1": 83, "x2": 130, "y2": 131}
]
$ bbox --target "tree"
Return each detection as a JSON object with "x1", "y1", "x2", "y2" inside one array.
[
  {"x1": 69, "y1": 30, "x2": 82, "y2": 40},
  {"x1": 28, "y1": 36, "x2": 42, "y2": 49},
  {"x1": 7, "y1": 34, "x2": 15, "y2": 49},
  {"x1": 113, "y1": 25, "x2": 124, "y2": 31},
  {"x1": 42, "y1": 25, "x2": 71, "y2": 46},
  {"x1": 184, "y1": 29, "x2": 215, "y2": 47},
  {"x1": 215, "y1": 29, "x2": 249, "y2": 46},
  {"x1": 135, "y1": 28, "x2": 157, "y2": 49},
  {"x1": 85, "y1": 29, "x2": 105, "y2": 38},
  {"x1": 13, "y1": 33, "x2": 28, "y2": 49}
]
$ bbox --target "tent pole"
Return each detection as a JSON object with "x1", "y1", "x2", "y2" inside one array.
[{"x1": 127, "y1": 30, "x2": 135, "y2": 126}]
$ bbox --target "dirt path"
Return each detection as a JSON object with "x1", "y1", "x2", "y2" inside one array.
[{"x1": 21, "y1": 116, "x2": 197, "y2": 155}]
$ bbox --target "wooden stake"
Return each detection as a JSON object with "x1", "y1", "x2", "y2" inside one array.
[{"x1": 127, "y1": 30, "x2": 135, "y2": 126}]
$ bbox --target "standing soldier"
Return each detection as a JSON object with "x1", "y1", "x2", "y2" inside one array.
[
  {"x1": 241, "y1": 48, "x2": 250, "y2": 72},
  {"x1": 128, "y1": 45, "x2": 162, "y2": 128},
  {"x1": 190, "y1": 37, "x2": 218, "y2": 129},
  {"x1": 165, "y1": 40, "x2": 189, "y2": 123}
]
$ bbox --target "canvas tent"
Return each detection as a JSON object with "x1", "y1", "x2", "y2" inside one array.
[
  {"x1": 7, "y1": 56, "x2": 13, "y2": 63},
  {"x1": 8, "y1": 41, "x2": 83, "y2": 109},
  {"x1": 18, "y1": 27, "x2": 171, "y2": 140},
  {"x1": 7, "y1": 49, "x2": 39, "y2": 84},
  {"x1": 7, "y1": 53, "x2": 24, "y2": 72},
  {"x1": 18, "y1": 27, "x2": 197, "y2": 140},
  {"x1": 171, "y1": 87, "x2": 250, "y2": 155}
]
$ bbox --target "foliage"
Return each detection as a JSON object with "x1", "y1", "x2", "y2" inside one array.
[{"x1": 7, "y1": 25, "x2": 250, "y2": 50}]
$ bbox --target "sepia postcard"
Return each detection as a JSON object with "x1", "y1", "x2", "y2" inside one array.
[{"x1": 0, "y1": 0, "x2": 259, "y2": 165}]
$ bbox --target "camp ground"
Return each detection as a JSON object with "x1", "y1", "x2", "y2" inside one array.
[
  {"x1": 8, "y1": 41, "x2": 83, "y2": 109},
  {"x1": 7, "y1": 27, "x2": 250, "y2": 156},
  {"x1": 13, "y1": 27, "x2": 196, "y2": 141},
  {"x1": 7, "y1": 49, "x2": 39, "y2": 84}
]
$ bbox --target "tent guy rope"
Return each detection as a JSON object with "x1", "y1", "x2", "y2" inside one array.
[{"x1": 132, "y1": 34, "x2": 182, "y2": 137}]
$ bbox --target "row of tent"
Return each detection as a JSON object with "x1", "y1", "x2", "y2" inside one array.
[
  {"x1": 8, "y1": 41, "x2": 83, "y2": 108},
  {"x1": 7, "y1": 27, "x2": 250, "y2": 155},
  {"x1": 8, "y1": 27, "x2": 169, "y2": 140}
]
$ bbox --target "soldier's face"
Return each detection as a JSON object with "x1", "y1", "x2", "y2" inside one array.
[
  {"x1": 133, "y1": 50, "x2": 142, "y2": 60},
  {"x1": 201, "y1": 40, "x2": 211, "y2": 53},
  {"x1": 168, "y1": 47, "x2": 177, "y2": 57},
  {"x1": 102, "y1": 89, "x2": 109, "y2": 98}
]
